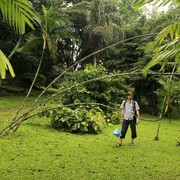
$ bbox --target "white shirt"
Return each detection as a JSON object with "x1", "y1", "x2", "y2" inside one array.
[{"x1": 120, "y1": 100, "x2": 140, "y2": 120}]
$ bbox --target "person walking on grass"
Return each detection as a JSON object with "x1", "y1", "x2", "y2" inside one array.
[{"x1": 116, "y1": 92, "x2": 140, "y2": 147}]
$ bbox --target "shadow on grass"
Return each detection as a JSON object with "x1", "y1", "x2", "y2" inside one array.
[
  {"x1": 25, "y1": 121, "x2": 102, "y2": 138},
  {"x1": 25, "y1": 121, "x2": 53, "y2": 131}
]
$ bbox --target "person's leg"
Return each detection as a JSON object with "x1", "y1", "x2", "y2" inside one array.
[
  {"x1": 117, "y1": 138, "x2": 123, "y2": 146},
  {"x1": 130, "y1": 138, "x2": 135, "y2": 145},
  {"x1": 130, "y1": 120, "x2": 137, "y2": 145},
  {"x1": 116, "y1": 120, "x2": 129, "y2": 146}
]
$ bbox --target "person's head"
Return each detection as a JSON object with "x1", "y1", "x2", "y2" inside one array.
[{"x1": 127, "y1": 92, "x2": 134, "y2": 100}]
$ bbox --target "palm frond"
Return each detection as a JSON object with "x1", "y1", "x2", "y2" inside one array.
[
  {"x1": 132, "y1": 0, "x2": 180, "y2": 8},
  {"x1": 37, "y1": 5, "x2": 60, "y2": 33},
  {"x1": 132, "y1": 0, "x2": 153, "y2": 8},
  {"x1": 143, "y1": 49, "x2": 180, "y2": 76},
  {"x1": 0, "y1": 0, "x2": 35, "y2": 34},
  {"x1": 18, "y1": 5, "x2": 61, "y2": 60},
  {"x1": 16, "y1": 33, "x2": 42, "y2": 54},
  {"x1": 155, "y1": 22, "x2": 180, "y2": 45},
  {"x1": 0, "y1": 50, "x2": 15, "y2": 79},
  {"x1": 142, "y1": 22, "x2": 180, "y2": 76}
]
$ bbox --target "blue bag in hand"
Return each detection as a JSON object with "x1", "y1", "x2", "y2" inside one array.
[{"x1": 112, "y1": 129, "x2": 121, "y2": 137}]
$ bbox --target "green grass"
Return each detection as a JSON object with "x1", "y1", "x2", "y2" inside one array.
[{"x1": 0, "y1": 94, "x2": 180, "y2": 180}]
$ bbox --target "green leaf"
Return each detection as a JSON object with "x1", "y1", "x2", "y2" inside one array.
[
  {"x1": 0, "y1": 0, "x2": 35, "y2": 34},
  {"x1": 16, "y1": 33, "x2": 42, "y2": 54},
  {"x1": 143, "y1": 49, "x2": 180, "y2": 76},
  {"x1": 0, "y1": 50, "x2": 15, "y2": 79},
  {"x1": 143, "y1": 22, "x2": 180, "y2": 76},
  {"x1": 132, "y1": 0, "x2": 180, "y2": 9},
  {"x1": 132, "y1": 0, "x2": 154, "y2": 8}
]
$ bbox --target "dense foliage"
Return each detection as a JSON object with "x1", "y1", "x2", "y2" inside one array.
[{"x1": 58, "y1": 64, "x2": 132, "y2": 107}]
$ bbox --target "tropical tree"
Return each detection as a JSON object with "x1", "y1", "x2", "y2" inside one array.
[
  {"x1": 154, "y1": 76, "x2": 180, "y2": 140},
  {"x1": 156, "y1": 79, "x2": 180, "y2": 116},
  {"x1": 119, "y1": 0, "x2": 141, "y2": 24},
  {"x1": 11, "y1": 5, "x2": 67, "y2": 124},
  {"x1": 0, "y1": 3, "x2": 71, "y2": 135},
  {"x1": 18, "y1": 5, "x2": 64, "y2": 59},
  {"x1": 0, "y1": 0, "x2": 35, "y2": 80},
  {"x1": 84, "y1": 0, "x2": 124, "y2": 65},
  {"x1": 62, "y1": 0, "x2": 91, "y2": 68}
]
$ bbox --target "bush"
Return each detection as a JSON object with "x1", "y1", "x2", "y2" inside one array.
[
  {"x1": 106, "y1": 110, "x2": 120, "y2": 124},
  {"x1": 57, "y1": 64, "x2": 133, "y2": 113},
  {"x1": 40, "y1": 106, "x2": 105, "y2": 134}
]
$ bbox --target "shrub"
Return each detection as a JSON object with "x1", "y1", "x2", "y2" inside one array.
[
  {"x1": 40, "y1": 106, "x2": 105, "y2": 134},
  {"x1": 58, "y1": 64, "x2": 133, "y2": 113},
  {"x1": 106, "y1": 110, "x2": 120, "y2": 124}
]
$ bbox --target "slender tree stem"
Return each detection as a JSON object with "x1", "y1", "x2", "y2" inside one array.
[
  {"x1": 154, "y1": 63, "x2": 177, "y2": 140},
  {"x1": 0, "y1": 40, "x2": 46, "y2": 135},
  {"x1": 154, "y1": 118, "x2": 161, "y2": 140},
  {"x1": 8, "y1": 36, "x2": 22, "y2": 60}
]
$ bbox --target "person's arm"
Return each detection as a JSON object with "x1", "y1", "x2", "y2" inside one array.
[
  {"x1": 120, "y1": 109, "x2": 124, "y2": 125},
  {"x1": 135, "y1": 101, "x2": 140, "y2": 123},
  {"x1": 120, "y1": 100, "x2": 125, "y2": 124},
  {"x1": 136, "y1": 110, "x2": 140, "y2": 123}
]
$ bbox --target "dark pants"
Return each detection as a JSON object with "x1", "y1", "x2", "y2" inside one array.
[{"x1": 120, "y1": 119, "x2": 137, "y2": 139}]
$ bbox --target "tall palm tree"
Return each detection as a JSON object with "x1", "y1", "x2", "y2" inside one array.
[
  {"x1": 18, "y1": 5, "x2": 62, "y2": 60},
  {"x1": 0, "y1": 5, "x2": 65, "y2": 135},
  {"x1": 6, "y1": 5, "x2": 65, "y2": 133},
  {"x1": 0, "y1": 0, "x2": 35, "y2": 79}
]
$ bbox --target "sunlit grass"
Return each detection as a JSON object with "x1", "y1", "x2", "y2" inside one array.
[{"x1": 0, "y1": 94, "x2": 179, "y2": 180}]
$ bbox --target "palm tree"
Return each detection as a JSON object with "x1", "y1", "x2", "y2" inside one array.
[
  {"x1": 5, "y1": 5, "x2": 66, "y2": 133},
  {"x1": 17, "y1": 5, "x2": 63, "y2": 61},
  {"x1": 0, "y1": 0, "x2": 35, "y2": 79},
  {"x1": 154, "y1": 77, "x2": 180, "y2": 140},
  {"x1": 85, "y1": 0, "x2": 124, "y2": 65}
]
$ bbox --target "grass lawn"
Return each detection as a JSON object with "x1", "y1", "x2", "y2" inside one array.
[{"x1": 0, "y1": 94, "x2": 180, "y2": 180}]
